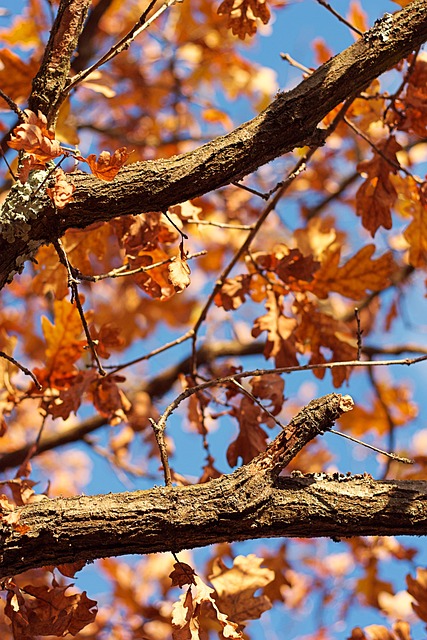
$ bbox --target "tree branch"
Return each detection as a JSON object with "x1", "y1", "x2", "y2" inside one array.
[
  {"x1": 1, "y1": 1, "x2": 426, "y2": 289},
  {"x1": 2, "y1": 390, "x2": 427, "y2": 578}
]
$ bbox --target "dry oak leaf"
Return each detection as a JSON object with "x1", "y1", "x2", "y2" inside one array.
[
  {"x1": 209, "y1": 554, "x2": 274, "y2": 624},
  {"x1": 46, "y1": 168, "x2": 75, "y2": 209},
  {"x1": 169, "y1": 255, "x2": 191, "y2": 293},
  {"x1": 218, "y1": 0, "x2": 271, "y2": 39},
  {"x1": 312, "y1": 244, "x2": 394, "y2": 300},
  {"x1": 407, "y1": 567, "x2": 427, "y2": 623},
  {"x1": 4, "y1": 581, "x2": 97, "y2": 638},
  {"x1": 172, "y1": 575, "x2": 242, "y2": 639},
  {"x1": 170, "y1": 562, "x2": 197, "y2": 588},
  {"x1": 36, "y1": 299, "x2": 87, "y2": 389},
  {"x1": 8, "y1": 109, "x2": 62, "y2": 163},
  {"x1": 0, "y1": 49, "x2": 39, "y2": 103},
  {"x1": 251, "y1": 290, "x2": 299, "y2": 367},
  {"x1": 355, "y1": 136, "x2": 402, "y2": 236},
  {"x1": 214, "y1": 274, "x2": 252, "y2": 310},
  {"x1": 250, "y1": 373, "x2": 284, "y2": 415},
  {"x1": 398, "y1": 53, "x2": 427, "y2": 136},
  {"x1": 91, "y1": 375, "x2": 131, "y2": 425},
  {"x1": 348, "y1": 621, "x2": 412, "y2": 640},
  {"x1": 86, "y1": 146, "x2": 130, "y2": 181},
  {"x1": 227, "y1": 396, "x2": 269, "y2": 466},
  {"x1": 398, "y1": 178, "x2": 427, "y2": 268}
]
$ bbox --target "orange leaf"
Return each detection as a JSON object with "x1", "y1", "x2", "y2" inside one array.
[
  {"x1": 46, "y1": 168, "x2": 75, "y2": 209},
  {"x1": 0, "y1": 49, "x2": 39, "y2": 103},
  {"x1": 227, "y1": 396, "x2": 269, "y2": 466},
  {"x1": 407, "y1": 567, "x2": 427, "y2": 623},
  {"x1": 5, "y1": 581, "x2": 97, "y2": 638},
  {"x1": 398, "y1": 178, "x2": 427, "y2": 268},
  {"x1": 312, "y1": 245, "x2": 394, "y2": 300},
  {"x1": 355, "y1": 137, "x2": 401, "y2": 236},
  {"x1": 39, "y1": 299, "x2": 86, "y2": 388},
  {"x1": 209, "y1": 554, "x2": 274, "y2": 623},
  {"x1": 218, "y1": 0, "x2": 271, "y2": 39},
  {"x1": 8, "y1": 109, "x2": 62, "y2": 163},
  {"x1": 86, "y1": 146, "x2": 130, "y2": 181},
  {"x1": 215, "y1": 274, "x2": 252, "y2": 310}
]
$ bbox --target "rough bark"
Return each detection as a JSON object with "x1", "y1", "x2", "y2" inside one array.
[
  {"x1": 0, "y1": 393, "x2": 360, "y2": 577},
  {"x1": 2, "y1": 471, "x2": 427, "y2": 578},
  {"x1": 0, "y1": 1, "x2": 426, "y2": 289}
]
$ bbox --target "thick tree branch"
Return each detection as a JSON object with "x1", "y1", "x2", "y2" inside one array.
[
  {"x1": 0, "y1": 2, "x2": 426, "y2": 289},
  {"x1": 0, "y1": 393, "x2": 358, "y2": 576},
  {"x1": 3, "y1": 399, "x2": 427, "y2": 579}
]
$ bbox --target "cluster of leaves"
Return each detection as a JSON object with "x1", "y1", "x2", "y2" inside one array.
[{"x1": 0, "y1": 0, "x2": 426, "y2": 638}]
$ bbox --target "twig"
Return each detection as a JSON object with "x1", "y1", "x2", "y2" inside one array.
[
  {"x1": 0, "y1": 89, "x2": 25, "y2": 120},
  {"x1": 53, "y1": 238, "x2": 106, "y2": 376},
  {"x1": 280, "y1": 53, "x2": 312, "y2": 74},
  {"x1": 344, "y1": 116, "x2": 422, "y2": 183},
  {"x1": 186, "y1": 219, "x2": 253, "y2": 231},
  {"x1": 149, "y1": 417, "x2": 172, "y2": 487},
  {"x1": 231, "y1": 181, "x2": 269, "y2": 200},
  {"x1": 75, "y1": 250, "x2": 206, "y2": 282},
  {"x1": 65, "y1": 0, "x2": 180, "y2": 94},
  {"x1": 328, "y1": 428, "x2": 413, "y2": 464},
  {"x1": 106, "y1": 329, "x2": 194, "y2": 376},
  {"x1": 16, "y1": 414, "x2": 48, "y2": 476},
  {"x1": 0, "y1": 351, "x2": 41, "y2": 389},
  {"x1": 354, "y1": 308, "x2": 363, "y2": 360},
  {"x1": 189, "y1": 97, "x2": 355, "y2": 375},
  {"x1": 315, "y1": 0, "x2": 363, "y2": 37},
  {"x1": 155, "y1": 353, "x2": 427, "y2": 433}
]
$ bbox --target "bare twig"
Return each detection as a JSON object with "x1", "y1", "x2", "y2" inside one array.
[
  {"x1": 280, "y1": 53, "x2": 312, "y2": 74},
  {"x1": 189, "y1": 97, "x2": 355, "y2": 375},
  {"x1": 0, "y1": 89, "x2": 25, "y2": 120},
  {"x1": 149, "y1": 417, "x2": 172, "y2": 487},
  {"x1": 65, "y1": 0, "x2": 179, "y2": 94},
  {"x1": 0, "y1": 351, "x2": 41, "y2": 389},
  {"x1": 53, "y1": 238, "x2": 106, "y2": 376},
  {"x1": 329, "y1": 428, "x2": 413, "y2": 464},
  {"x1": 315, "y1": 0, "x2": 363, "y2": 36},
  {"x1": 354, "y1": 308, "x2": 363, "y2": 360},
  {"x1": 155, "y1": 353, "x2": 427, "y2": 433},
  {"x1": 186, "y1": 219, "x2": 253, "y2": 231}
]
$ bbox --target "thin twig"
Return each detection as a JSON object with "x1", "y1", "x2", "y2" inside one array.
[
  {"x1": 189, "y1": 97, "x2": 355, "y2": 376},
  {"x1": 53, "y1": 238, "x2": 106, "y2": 376},
  {"x1": 344, "y1": 116, "x2": 422, "y2": 183},
  {"x1": 315, "y1": 0, "x2": 363, "y2": 36},
  {"x1": 354, "y1": 308, "x2": 363, "y2": 360},
  {"x1": 149, "y1": 417, "x2": 172, "y2": 487},
  {"x1": 329, "y1": 429, "x2": 413, "y2": 464},
  {"x1": 231, "y1": 181, "x2": 269, "y2": 200},
  {"x1": 65, "y1": 0, "x2": 179, "y2": 94},
  {"x1": 280, "y1": 53, "x2": 312, "y2": 74},
  {"x1": 155, "y1": 353, "x2": 427, "y2": 433},
  {"x1": 186, "y1": 219, "x2": 253, "y2": 231},
  {"x1": 0, "y1": 89, "x2": 25, "y2": 120},
  {"x1": 0, "y1": 351, "x2": 41, "y2": 389},
  {"x1": 17, "y1": 414, "x2": 48, "y2": 476},
  {"x1": 75, "y1": 250, "x2": 206, "y2": 282}
]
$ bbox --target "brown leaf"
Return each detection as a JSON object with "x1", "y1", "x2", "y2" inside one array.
[
  {"x1": 8, "y1": 109, "x2": 62, "y2": 164},
  {"x1": 214, "y1": 274, "x2": 252, "y2": 310},
  {"x1": 218, "y1": 0, "x2": 271, "y2": 39},
  {"x1": 170, "y1": 562, "x2": 197, "y2": 588},
  {"x1": 169, "y1": 255, "x2": 191, "y2": 293},
  {"x1": 46, "y1": 168, "x2": 75, "y2": 209},
  {"x1": 397, "y1": 53, "x2": 427, "y2": 136},
  {"x1": 86, "y1": 146, "x2": 130, "y2": 181},
  {"x1": 171, "y1": 575, "x2": 242, "y2": 639},
  {"x1": 355, "y1": 136, "x2": 401, "y2": 236},
  {"x1": 4, "y1": 581, "x2": 97, "y2": 638},
  {"x1": 209, "y1": 554, "x2": 274, "y2": 623},
  {"x1": 400, "y1": 178, "x2": 427, "y2": 268},
  {"x1": 251, "y1": 290, "x2": 299, "y2": 367},
  {"x1": 407, "y1": 567, "x2": 427, "y2": 623},
  {"x1": 250, "y1": 373, "x2": 285, "y2": 416},
  {"x1": 91, "y1": 375, "x2": 131, "y2": 424},
  {"x1": 227, "y1": 396, "x2": 268, "y2": 466},
  {"x1": 312, "y1": 245, "x2": 394, "y2": 300}
]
